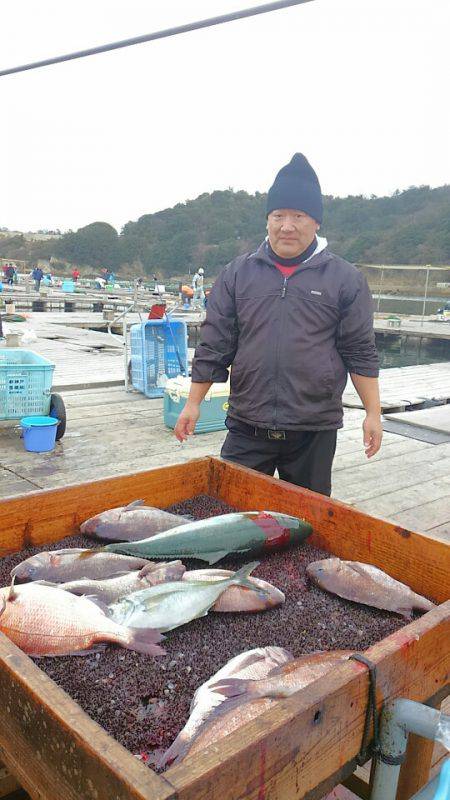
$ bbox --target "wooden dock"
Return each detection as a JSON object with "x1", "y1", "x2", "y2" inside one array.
[
  {"x1": 0, "y1": 384, "x2": 449, "y2": 543},
  {"x1": 374, "y1": 317, "x2": 450, "y2": 341}
]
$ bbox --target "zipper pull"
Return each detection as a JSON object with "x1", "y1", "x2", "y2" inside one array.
[{"x1": 281, "y1": 277, "x2": 287, "y2": 298}]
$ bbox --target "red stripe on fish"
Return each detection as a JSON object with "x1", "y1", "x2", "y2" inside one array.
[{"x1": 251, "y1": 513, "x2": 291, "y2": 549}]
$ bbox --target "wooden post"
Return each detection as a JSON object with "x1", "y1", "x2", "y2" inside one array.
[{"x1": 395, "y1": 699, "x2": 440, "y2": 800}]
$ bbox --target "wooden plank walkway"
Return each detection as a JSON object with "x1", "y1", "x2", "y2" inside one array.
[
  {"x1": 343, "y1": 362, "x2": 450, "y2": 411},
  {"x1": 0, "y1": 386, "x2": 448, "y2": 543},
  {"x1": 374, "y1": 318, "x2": 450, "y2": 340}
]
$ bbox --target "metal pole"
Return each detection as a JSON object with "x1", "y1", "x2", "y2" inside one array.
[
  {"x1": 376, "y1": 267, "x2": 384, "y2": 313},
  {"x1": 123, "y1": 315, "x2": 128, "y2": 392},
  {"x1": 421, "y1": 266, "x2": 430, "y2": 326},
  {"x1": 370, "y1": 700, "x2": 450, "y2": 800}
]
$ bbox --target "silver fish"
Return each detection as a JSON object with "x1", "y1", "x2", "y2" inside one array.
[
  {"x1": 306, "y1": 558, "x2": 435, "y2": 617},
  {"x1": 108, "y1": 562, "x2": 266, "y2": 632},
  {"x1": 51, "y1": 561, "x2": 186, "y2": 604},
  {"x1": 11, "y1": 548, "x2": 150, "y2": 583},
  {"x1": 159, "y1": 646, "x2": 293, "y2": 768},
  {"x1": 81, "y1": 500, "x2": 189, "y2": 541}
]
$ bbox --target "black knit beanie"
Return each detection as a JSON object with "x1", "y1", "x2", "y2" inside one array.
[{"x1": 266, "y1": 153, "x2": 323, "y2": 223}]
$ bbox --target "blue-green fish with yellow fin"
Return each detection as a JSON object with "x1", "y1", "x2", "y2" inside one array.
[{"x1": 99, "y1": 511, "x2": 312, "y2": 564}]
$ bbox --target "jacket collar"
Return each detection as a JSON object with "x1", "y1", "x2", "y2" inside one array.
[{"x1": 252, "y1": 236, "x2": 331, "y2": 270}]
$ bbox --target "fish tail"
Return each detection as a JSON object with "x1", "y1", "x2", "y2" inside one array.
[
  {"x1": 209, "y1": 677, "x2": 258, "y2": 699},
  {"x1": 230, "y1": 561, "x2": 269, "y2": 596},
  {"x1": 117, "y1": 625, "x2": 166, "y2": 656},
  {"x1": 157, "y1": 732, "x2": 191, "y2": 769}
]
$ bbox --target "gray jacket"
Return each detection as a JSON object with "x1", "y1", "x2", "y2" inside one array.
[{"x1": 191, "y1": 240, "x2": 379, "y2": 430}]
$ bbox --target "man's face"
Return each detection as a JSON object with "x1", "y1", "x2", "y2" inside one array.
[{"x1": 267, "y1": 209, "x2": 319, "y2": 259}]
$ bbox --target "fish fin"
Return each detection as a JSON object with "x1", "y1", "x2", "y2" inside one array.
[
  {"x1": 157, "y1": 733, "x2": 190, "y2": 769},
  {"x1": 122, "y1": 627, "x2": 166, "y2": 656},
  {"x1": 123, "y1": 500, "x2": 145, "y2": 512},
  {"x1": 397, "y1": 606, "x2": 414, "y2": 620},
  {"x1": 7, "y1": 575, "x2": 17, "y2": 602},
  {"x1": 197, "y1": 551, "x2": 230, "y2": 565},
  {"x1": 84, "y1": 595, "x2": 114, "y2": 616},
  {"x1": 34, "y1": 580, "x2": 64, "y2": 590},
  {"x1": 77, "y1": 548, "x2": 103, "y2": 559},
  {"x1": 264, "y1": 646, "x2": 295, "y2": 668},
  {"x1": 49, "y1": 554, "x2": 61, "y2": 567}
]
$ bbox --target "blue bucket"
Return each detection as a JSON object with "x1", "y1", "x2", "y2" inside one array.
[{"x1": 20, "y1": 415, "x2": 59, "y2": 452}]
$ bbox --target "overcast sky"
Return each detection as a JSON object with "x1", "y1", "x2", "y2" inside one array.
[{"x1": 2, "y1": 0, "x2": 449, "y2": 233}]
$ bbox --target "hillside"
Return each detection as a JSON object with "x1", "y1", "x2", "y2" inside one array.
[{"x1": 1, "y1": 184, "x2": 449, "y2": 278}]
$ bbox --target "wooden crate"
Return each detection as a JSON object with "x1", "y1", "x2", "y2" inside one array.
[{"x1": 0, "y1": 456, "x2": 448, "y2": 800}]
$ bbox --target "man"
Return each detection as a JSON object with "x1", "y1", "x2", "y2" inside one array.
[
  {"x1": 174, "y1": 154, "x2": 382, "y2": 496},
  {"x1": 31, "y1": 265, "x2": 44, "y2": 291},
  {"x1": 5, "y1": 264, "x2": 15, "y2": 285},
  {"x1": 192, "y1": 267, "x2": 205, "y2": 306}
]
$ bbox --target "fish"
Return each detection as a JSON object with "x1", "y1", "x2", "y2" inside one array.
[
  {"x1": 81, "y1": 500, "x2": 190, "y2": 541},
  {"x1": 158, "y1": 646, "x2": 293, "y2": 768},
  {"x1": 48, "y1": 561, "x2": 186, "y2": 604},
  {"x1": 0, "y1": 582, "x2": 165, "y2": 657},
  {"x1": 108, "y1": 562, "x2": 266, "y2": 632},
  {"x1": 306, "y1": 558, "x2": 436, "y2": 617},
  {"x1": 102, "y1": 511, "x2": 312, "y2": 564},
  {"x1": 182, "y1": 569, "x2": 285, "y2": 612},
  {"x1": 180, "y1": 698, "x2": 277, "y2": 762},
  {"x1": 211, "y1": 650, "x2": 353, "y2": 700},
  {"x1": 11, "y1": 548, "x2": 151, "y2": 583}
]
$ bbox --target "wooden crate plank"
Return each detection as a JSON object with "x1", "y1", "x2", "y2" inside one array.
[
  {"x1": 0, "y1": 761, "x2": 22, "y2": 798},
  {"x1": 0, "y1": 458, "x2": 210, "y2": 554},
  {"x1": 209, "y1": 459, "x2": 450, "y2": 602},
  {"x1": 0, "y1": 636, "x2": 175, "y2": 800},
  {"x1": 166, "y1": 604, "x2": 450, "y2": 800}
]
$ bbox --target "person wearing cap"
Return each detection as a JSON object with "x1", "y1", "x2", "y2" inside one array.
[
  {"x1": 174, "y1": 154, "x2": 382, "y2": 495},
  {"x1": 192, "y1": 267, "x2": 205, "y2": 306}
]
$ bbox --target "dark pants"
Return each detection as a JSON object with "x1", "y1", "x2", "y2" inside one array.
[{"x1": 221, "y1": 418, "x2": 337, "y2": 496}]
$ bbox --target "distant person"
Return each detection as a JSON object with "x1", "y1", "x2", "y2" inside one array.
[
  {"x1": 95, "y1": 276, "x2": 106, "y2": 290},
  {"x1": 5, "y1": 264, "x2": 15, "y2": 285},
  {"x1": 31, "y1": 266, "x2": 44, "y2": 291},
  {"x1": 72, "y1": 268, "x2": 80, "y2": 283},
  {"x1": 192, "y1": 268, "x2": 205, "y2": 305}
]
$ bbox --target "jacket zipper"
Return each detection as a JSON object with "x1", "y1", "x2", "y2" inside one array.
[{"x1": 273, "y1": 277, "x2": 289, "y2": 428}]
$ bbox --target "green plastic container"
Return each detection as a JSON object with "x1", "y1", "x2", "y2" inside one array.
[{"x1": 164, "y1": 376, "x2": 229, "y2": 433}]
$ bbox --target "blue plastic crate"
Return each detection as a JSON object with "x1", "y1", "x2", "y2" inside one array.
[
  {"x1": 130, "y1": 320, "x2": 188, "y2": 398},
  {"x1": 0, "y1": 349, "x2": 55, "y2": 420},
  {"x1": 130, "y1": 325, "x2": 145, "y2": 393}
]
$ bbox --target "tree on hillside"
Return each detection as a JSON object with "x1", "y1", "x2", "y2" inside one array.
[{"x1": 55, "y1": 222, "x2": 119, "y2": 268}]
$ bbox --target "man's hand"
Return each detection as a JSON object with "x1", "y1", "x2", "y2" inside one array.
[
  {"x1": 174, "y1": 402, "x2": 200, "y2": 442},
  {"x1": 363, "y1": 413, "x2": 383, "y2": 458}
]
